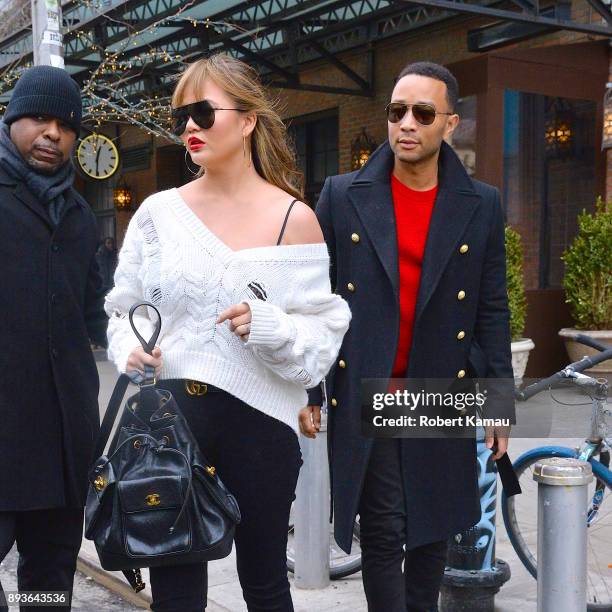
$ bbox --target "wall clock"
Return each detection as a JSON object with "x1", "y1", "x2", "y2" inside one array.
[{"x1": 76, "y1": 133, "x2": 120, "y2": 180}]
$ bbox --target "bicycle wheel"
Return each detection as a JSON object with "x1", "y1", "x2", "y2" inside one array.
[
  {"x1": 286, "y1": 506, "x2": 362, "y2": 580},
  {"x1": 501, "y1": 447, "x2": 612, "y2": 611}
]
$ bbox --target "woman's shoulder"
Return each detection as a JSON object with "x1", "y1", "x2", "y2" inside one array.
[{"x1": 263, "y1": 187, "x2": 322, "y2": 246}]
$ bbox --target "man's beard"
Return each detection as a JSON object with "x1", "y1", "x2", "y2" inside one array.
[
  {"x1": 26, "y1": 154, "x2": 62, "y2": 175},
  {"x1": 395, "y1": 143, "x2": 439, "y2": 166}
]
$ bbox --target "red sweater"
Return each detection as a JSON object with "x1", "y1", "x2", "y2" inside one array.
[{"x1": 390, "y1": 174, "x2": 438, "y2": 378}]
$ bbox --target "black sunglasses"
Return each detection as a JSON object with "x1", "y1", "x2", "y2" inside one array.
[
  {"x1": 385, "y1": 102, "x2": 453, "y2": 126},
  {"x1": 171, "y1": 100, "x2": 244, "y2": 135}
]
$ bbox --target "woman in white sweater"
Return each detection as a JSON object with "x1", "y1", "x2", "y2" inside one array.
[{"x1": 105, "y1": 54, "x2": 351, "y2": 612}]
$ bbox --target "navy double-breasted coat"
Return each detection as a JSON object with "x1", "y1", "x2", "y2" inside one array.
[
  {"x1": 0, "y1": 165, "x2": 107, "y2": 511},
  {"x1": 310, "y1": 141, "x2": 514, "y2": 553}
]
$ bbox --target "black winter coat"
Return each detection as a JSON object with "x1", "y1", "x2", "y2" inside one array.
[
  {"x1": 309, "y1": 141, "x2": 514, "y2": 553},
  {"x1": 0, "y1": 165, "x2": 107, "y2": 511}
]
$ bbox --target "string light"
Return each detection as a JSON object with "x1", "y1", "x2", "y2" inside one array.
[{"x1": 0, "y1": 1, "x2": 249, "y2": 140}]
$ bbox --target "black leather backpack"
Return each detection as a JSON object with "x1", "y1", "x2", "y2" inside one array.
[{"x1": 85, "y1": 302, "x2": 241, "y2": 591}]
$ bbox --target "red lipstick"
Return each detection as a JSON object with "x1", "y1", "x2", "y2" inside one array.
[{"x1": 188, "y1": 136, "x2": 205, "y2": 151}]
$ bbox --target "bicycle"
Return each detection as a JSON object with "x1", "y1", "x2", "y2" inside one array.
[{"x1": 501, "y1": 334, "x2": 612, "y2": 611}]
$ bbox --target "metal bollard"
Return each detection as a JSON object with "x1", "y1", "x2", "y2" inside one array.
[
  {"x1": 440, "y1": 431, "x2": 511, "y2": 611},
  {"x1": 293, "y1": 409, "x2": 330, "y2": 589},
  {"x1": 533, "y1": 457, "x2": 593, "y2": 612}
]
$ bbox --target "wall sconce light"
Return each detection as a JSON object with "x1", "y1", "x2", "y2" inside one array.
[
  {"x1": 544, "y1": 98, "x2": 574, "y2": 159},
  {"x1": 351, "y1": 128, "x2": 377, "y2": 170},
  {"x1": 113, "y1": 177, "x2": 132, "y2": 211},
  {"x1": 602, "y1": 82, "x2": 612, "y2": 150}
]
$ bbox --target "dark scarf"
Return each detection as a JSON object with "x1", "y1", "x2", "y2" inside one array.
[{"x1": 0, "y1": 121, "x2": 75, "y2": 225}]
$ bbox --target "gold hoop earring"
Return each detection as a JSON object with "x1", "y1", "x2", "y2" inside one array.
[{"x1": 184, "y1": 148, "x2": 199, "y2": 176}]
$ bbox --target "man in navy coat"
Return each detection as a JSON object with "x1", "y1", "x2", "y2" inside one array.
[{"x1": 300, "y1": 62, "x2": 514, "y2": 611}]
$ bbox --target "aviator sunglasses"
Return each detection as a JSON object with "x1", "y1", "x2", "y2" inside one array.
[
  {"x1": 171, "y1": 99, "x2": 244, "y2": 135},
  {"x1": 385, "y1": 102, "x2": 453, "y2": 126}
]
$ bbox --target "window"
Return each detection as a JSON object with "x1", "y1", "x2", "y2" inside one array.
[
  {"x1": 84, "y1": 180, "x2": 116, "y2": 242},
  {"x1": 447, "y1": 95, "x2": 477, "y2": 176},
  {"x1": 288, "y1": 112, "x2": 339, "y2": 207},
  {"x1": 503, "y1": 90, "x2": 596, "y2": 289}
]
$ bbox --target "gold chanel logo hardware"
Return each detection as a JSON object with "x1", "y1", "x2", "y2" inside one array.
[
  {"x1": 161, "y1": 436, "x2": 170, "y2": 445},
  {"x1": 162, "y1": 412, "x2": 173, "y2": 418},
  {"x1": 93, "y1": 475, "x2": 106, "y2": 491},
  {"x1": 185, "y1": 380, "x2": 208, "y2": 396},
  {"x1": 146, "y1": 494, "x2": 161, "y2": 506},
  {"x1": 206, "y1": 466, "x2": 216, "y2": 476},
  {"x1": 134, "y1": 439, "x2": 142, "y2": 449}
]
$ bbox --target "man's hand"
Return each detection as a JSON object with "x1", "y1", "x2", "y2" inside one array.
[
  {"x1": 485, "y1": 425, "x2": 510, "y2": 461},
  {"x1": 217, "y1": 303, "x2": 252, "y2": 341},
  {"x1": 299, "y1": 405, "x2": 321, "y2": 438}
]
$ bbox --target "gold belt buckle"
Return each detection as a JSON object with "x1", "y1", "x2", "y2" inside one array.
[{"x1": 185, "y1": 380, "x2": 208, "y2": 396}]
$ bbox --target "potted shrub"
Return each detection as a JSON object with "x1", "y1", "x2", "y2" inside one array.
[
  {"x1": 559, "y1": 197, "x2": 612, "y2": 374},
  {"x1": 506, "y1": 225, "x2": 535, "y2": 384}
]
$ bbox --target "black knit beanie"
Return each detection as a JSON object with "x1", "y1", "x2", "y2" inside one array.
[{"x1": 4, "y1": 66, "x2": 82, "y2": 134}]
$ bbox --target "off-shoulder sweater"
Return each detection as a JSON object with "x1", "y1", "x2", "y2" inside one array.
[{"x1": 104, "y1": 188, "x2": 351, "y2": 433}]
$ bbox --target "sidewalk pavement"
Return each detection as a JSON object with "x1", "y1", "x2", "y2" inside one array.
[{"x1": 88, "y1": 360, "x2": 551, "y2": 611}]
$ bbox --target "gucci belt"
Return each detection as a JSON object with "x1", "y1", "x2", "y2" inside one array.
[{"x1": 184, "y1": 380, "x2": 223, "y2": 396}]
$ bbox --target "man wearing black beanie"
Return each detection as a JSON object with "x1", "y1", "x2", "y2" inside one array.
[{"x1": 0, "y1": 65, "x2": 108, "y2": 610}]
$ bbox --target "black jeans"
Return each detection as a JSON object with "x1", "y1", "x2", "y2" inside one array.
[
  {"x1": 359, "y1": 439, "x2": 447, "y2": 612},
  {"x1": 149, "y1": 380, "x2": 302, "y2": 612},
  {"x1": 0, "y1": 507, "x2": 84, "y2": 612}
]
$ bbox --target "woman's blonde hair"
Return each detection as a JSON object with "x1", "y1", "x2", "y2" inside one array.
[{"x1": 172, "y1": 54, "x2": 304, "y2": 201}]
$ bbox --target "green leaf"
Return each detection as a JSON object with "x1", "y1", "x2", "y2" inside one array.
[{"x1": 505, "y1": 225, "x2": 527, "y2": 341}]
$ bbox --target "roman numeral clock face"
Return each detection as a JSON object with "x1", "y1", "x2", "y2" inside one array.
[{"x1": 76, "y1": 133, "x2": 119, "y2": 180}]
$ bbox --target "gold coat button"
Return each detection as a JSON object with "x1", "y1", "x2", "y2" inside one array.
[
  {"x1": 338, "y1": 359, "x2": 346, "y2": 368},
  {"x1": 331, "y1": 398, "x2": 338, "y2": 407},
  {"x1": 457, "y1": 331, "x2": 466, "y2": 340},
  {"x1": 457, "y1": 290, "x2": 466, "y2": 301},
  {"x1": 459, "y1": 244, "x2": 469, "y2": 254},
  {"x1": 347, "y1": 282, "x2": 356, "y2": 292},
  {"x1": 351, "y1": 233, "x2": 360, "y2": 243},
  {"x1": 457, "y1": 370, "x2": 466, "y2": 378}
]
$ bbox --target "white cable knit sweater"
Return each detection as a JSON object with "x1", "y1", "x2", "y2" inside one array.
[{"x1": 105, "y1": 188, "x2": 351, "y2": 433}]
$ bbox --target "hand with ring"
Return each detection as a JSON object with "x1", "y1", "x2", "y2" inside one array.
[{"x1": 217, "y1": 303, "x2": 252, "y2": 341}]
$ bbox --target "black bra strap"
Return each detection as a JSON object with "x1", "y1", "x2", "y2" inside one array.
[{"x1": 276, "y1": 199, "x2": 298, "y2": 246}]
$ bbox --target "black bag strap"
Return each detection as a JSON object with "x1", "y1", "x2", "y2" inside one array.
[
  {"x1": 93, "y1": 302, "x2": 162, "y2": 461},
  {"x1": 93, "y1": 373, "x2": 132, "y2": 460}
]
